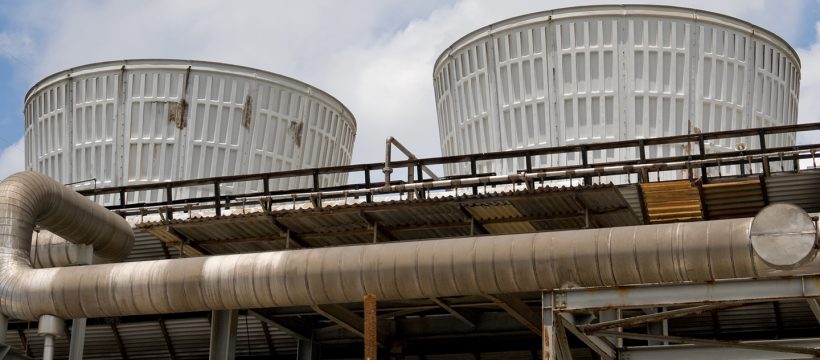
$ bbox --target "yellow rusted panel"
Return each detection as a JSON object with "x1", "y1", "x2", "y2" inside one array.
[{"x1": 641, "y1": 180, "x2": 704, "y2": 223}]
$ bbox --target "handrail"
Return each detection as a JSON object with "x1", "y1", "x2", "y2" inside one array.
[{"x1": 72, "y1": 123, "x2": 820, "y2": 215}]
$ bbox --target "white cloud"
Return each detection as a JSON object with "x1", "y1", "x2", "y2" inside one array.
[
  {"x1": 0, "y1": 32, "x2": 33, "y2": 60},
  {"x1": 7, "y1": 0, "x2": 817, "y2": 170},
  {"x1": 0, "y1": 137, "x2": 24, "y2": 180},
  {"x1": 797, "y1": 22, "x2": 820, "y2": 145}
]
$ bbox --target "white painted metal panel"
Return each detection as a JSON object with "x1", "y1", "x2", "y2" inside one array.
[
  {"x1": 24, "y1": 60, "x2": 357, "y2": 204},
  {"x1": 434, "y1": 5, "x2": 800, "y2": 177}
]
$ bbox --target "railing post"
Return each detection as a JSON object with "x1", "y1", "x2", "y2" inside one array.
[
  {"x1": 525, "y1": 152, "x2": 532, "y2": 173},
  {"x1": 580, "y1": 146, "x2": 591, "y2": 186},
  {"x1": 638, "y1": 139, "x2": 646, "y2": 163},
  {"x1": 364, "y1": 166, "x2": 372, "y2": 203},
  {"x1": 698, "y1": 134, "x2": 708, "y2": 183},
  {"x1": 165, "y1": 185, "x2": 173, "y2": 220},
  {"x1": 312, "y1": 170, "x2": 320, "y2": 192},
  {"x1": 263, "y1": 176, "x2": 270, "y2": 196},
  {"x1": 214, "y1": 181, "x2": 221, "y2": 217},
  {"x1": 416, "y1": 161, "x2": 425, "y2": 200},
  {"x1": 470, "y1": 156, "x2": 478, "y2": 195}
]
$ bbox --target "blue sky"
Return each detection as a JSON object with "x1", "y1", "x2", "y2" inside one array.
[{"x1": 1, "y1": 0, "x2": 819, "y2": 178}]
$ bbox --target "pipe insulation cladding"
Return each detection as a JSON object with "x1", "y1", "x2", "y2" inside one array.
[{"x1": 0, "y1": 172, "x2": 818, "y2": 320}]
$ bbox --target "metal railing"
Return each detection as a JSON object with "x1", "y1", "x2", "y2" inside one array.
[{"x1": 75, "y1": 123, "x2": 820, "y2": 218}]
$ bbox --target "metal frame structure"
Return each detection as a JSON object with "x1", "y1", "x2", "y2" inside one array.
[
  {"x1": 542, "y1": 275, "x2": 820, "y2": 359},
  {"x1": 4, "y1": 123, "x2": 820, "y2": 359},
  {"x1": 77, "y1": 123, "x2": 820, "y2": 217}
]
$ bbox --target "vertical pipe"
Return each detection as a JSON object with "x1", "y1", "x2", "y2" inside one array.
[
  {"x1": 209, "y1": 310, "x2": 238, "y2": 360},
  {"x1": 43, "y1": 335, "x2": 55, "y2": 360},
  {"x1": 68, "y1": 318, "x2": 87, "y2": 360},
  {"x1": 38, "y1": 315, "x2": 64, "y2": 360}
]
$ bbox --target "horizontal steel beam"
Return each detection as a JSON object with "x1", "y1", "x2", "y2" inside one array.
[
  {"x1": 545, "y1": 275, "x2": 820, "y2": 311},
  {"x1": 608, "y1": 332, "x2": 820, "y2": 359},
  {"x1": 579, "y1": 303, "x2": 747, "y2": 333}
]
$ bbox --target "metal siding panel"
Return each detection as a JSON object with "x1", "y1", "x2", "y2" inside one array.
[
  {"x1": 25, "y1": 60, "x2": 356, "y2": 204},
  {"x1": 433, "y1": 6, "x2": 798, "y2": 178}
]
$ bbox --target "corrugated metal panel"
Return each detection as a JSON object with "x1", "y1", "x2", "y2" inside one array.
[
  {"x1": 164, "y1": 317, "x2": 211, "y2": 359},
  {"x1": 435, "y1": 5, "x2": 798, "y2": 177},
  {"x1": 702, "y1": 179, "x2": 765, "y2": 219},
  {"x1": 640, "y1": 180, "x2": 703, "y2": 223},
  {"x1": 466, "y1": 203, "x2": 537, "y2": 234},
  {"x1": 117, "y1": 322, "x2": 171, "y2": 359},
  {"x1": 125, "y1": 228, "x2": 170, "y2": 261},
  {"x1": 766, "y1": 170, "x2": 820, "y2": 212},
  {"x1": 25, "y1": 60, "x2": 357, "y2": 205},
  {"x1": 138, "y1": 184, "x2": 639, "y2": 252},
  {"x1": 617, "y1": 184, "x2": 645, "y2": 221}
]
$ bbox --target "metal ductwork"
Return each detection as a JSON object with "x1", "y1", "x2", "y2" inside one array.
[
  {"x1": 0, "y1": 171, "x2": 818, "y2": 321},
  {"x1": 30, "y1": 231, "x2": 109, "y2": 268}
]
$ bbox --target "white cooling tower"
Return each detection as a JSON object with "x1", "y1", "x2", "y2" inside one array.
[
  {"x1": 434, "y1": 5, "x2": 800, "y2": 176},
  {"x1": 24, "y1": 60, "x2": 356, "y2": 203}
]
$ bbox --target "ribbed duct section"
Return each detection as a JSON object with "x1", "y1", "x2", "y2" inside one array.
[
  {"x1": 0, "y1": 171, "x2": 818, "y2": 321},
  {"x1": 0, "y1": 171, "x2": 133, "y2": 320}
]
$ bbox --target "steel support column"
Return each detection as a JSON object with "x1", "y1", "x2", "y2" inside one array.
[
  {"x1": 209, "y1": 310, "x2": 238, "y2": 360},
  {"x1": 297, "y1": 339, "x2": 321, "y2": 360},
  {"x1": 0, "y1": 314, "x2": 6, "y2": 343},
  {"x1": 541, "y1": 308, "x2": 570, "y2": 360}
]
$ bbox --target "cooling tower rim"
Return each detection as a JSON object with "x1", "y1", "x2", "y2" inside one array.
[
  {"x1": 433, "y1": 4, "x2": 800, "y2": 76},
  {"x1": 25, "y1": 58, "x2": 356, "y2": 130}
]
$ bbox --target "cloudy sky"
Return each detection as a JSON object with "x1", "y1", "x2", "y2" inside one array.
[{"x1": 0, "y1": 0, "x2": 819, "y2": 179}]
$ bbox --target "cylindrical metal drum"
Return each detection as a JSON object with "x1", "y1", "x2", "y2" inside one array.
[
  {"x1": 24, "y1": 60, "x2": 356, "y2": 203},
  {"x1": 434, "y1": 5, "x2": 800, "y2": 176}
]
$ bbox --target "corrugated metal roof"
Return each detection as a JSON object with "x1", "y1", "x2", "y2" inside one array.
[
  {"x1": 766, "y1": 170, "x2": 820, "y2": 212},
  {"x1": 125, "y1": 228, "x2": 171, "y2": 261},
  {"x1": 640, "y1": 181, "x2": 704, "y2": 223},
  {"x1": 702, "y1": 179, "x2": 766, "y2": 219},
  {"x1": 617, "y1": 184, "x2": 645, "y2": 221},
  {"x1": 137, "y1": 184, "x2": 640, "y2": 254}
]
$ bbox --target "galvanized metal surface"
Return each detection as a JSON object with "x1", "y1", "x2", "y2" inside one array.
[
  {"x1": 544, "y1": 274, "x2": 820, "y2": 311},
  {"x1": 3, "y1": 171, "x2": 820, "y2": 321},
  {"x1": 4, "y1": 314, "x2": 296, "y2": 360},
  {"x1": 619, "y1": 337, "x2": 820, "y2": 360},
  {"x1": 616, "y1": 184, "x2": 645, "y2": 221},
  {"x1": 0, "y1": 171, "x2": 134, "y2": 321},
  {"x1": 701, "y1": 179, "x2": 765, "y2": 219},
  {"x1": 750, "y1": 203, "x2": 817, "y2": 268},
  {"x1": 139, "y1": 184, "x2": 639, "y2": 253},
  {"x1": 435, "y1": 5, "x2": 799, "y2": 176},
  {"x1": 765, "y1": 171, "x2": 820, "y2": 212},
  {"x1": 24, "y1": 59, "x2": 357, "y2": 204}
]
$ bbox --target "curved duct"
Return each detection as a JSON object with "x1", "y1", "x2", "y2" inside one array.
[
  {"x1": 30, "y1": 231, "x2": 109, "y2": 268},
  {"x1": 0, "y1": 171, "x2": 818, "y2": 321}
]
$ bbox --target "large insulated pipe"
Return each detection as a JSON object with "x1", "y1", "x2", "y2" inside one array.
[{"x1": 0, "y1": 171, "x2": 818, "y2": 321}]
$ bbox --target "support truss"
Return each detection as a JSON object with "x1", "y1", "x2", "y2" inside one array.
[{"x1": 541, "y1": 275, "x2": 820, "y2": 359}]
